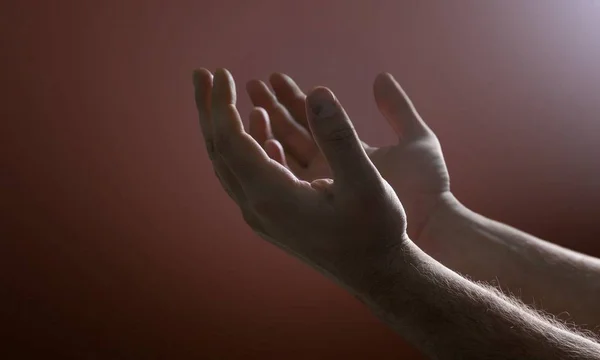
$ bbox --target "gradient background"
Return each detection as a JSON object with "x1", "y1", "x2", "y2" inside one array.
[{"x1": 2, "y1": 0, "x2": 600, "y2": 358}]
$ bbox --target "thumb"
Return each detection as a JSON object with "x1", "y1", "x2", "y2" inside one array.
[
  {"x1": 305, "y1": 87, "x2": 379, "y2": 187},
  {"x1": 373, "y1": 72, "x2": 431, "y2": 140}
]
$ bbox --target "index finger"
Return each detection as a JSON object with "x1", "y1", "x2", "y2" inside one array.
[
  {"x1": 210, "y1": 68, "x2": 296, "y2": 190},
  {"x1": 193, "y1": 68, "x2": 216, "y2": 158},
  {"x1": 269, "y1": 72, "x2": 309, "y2": 128}
]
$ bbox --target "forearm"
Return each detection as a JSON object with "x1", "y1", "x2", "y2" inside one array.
[
  {"x1": 419, "y1": 193, "x2": 600, "y2": 328},
  {"x1": 356, "y1": 241, "x2": 600, "y2": 359}
]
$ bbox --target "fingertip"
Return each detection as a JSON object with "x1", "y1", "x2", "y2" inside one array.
[
  {"x1": 249, "y1": 107, "x2": 271, "y2": 145},
  {"x1": 213, "y1": 68, "x2": 236, "y2": 104},
  {"x1": 307, "y1": 86, "x2": 336, "y2": 101},
  {"x1": 310, "y1": 178, "x2": 334, "y2": 193},
  {"x1": 269, "y1": 72, "x2": 291, "y2": 89},
  {"x1": 375, "y1": 72, "x2": 394, "y2": 83},
  {"x1": 372, "y1": 73, "x2": 429, "y2": 139},
  {"x1": 193, "y1": 68, "x2": 212, "y2": 88},
  {"x1": 246, "y1": 79, "x2": 270, "y2": 95},
  {"x1": 269, "y1": 72, "x2": 284, "y2": 84},
  {"x1": 250, "y1": 106, "x2": 268, "y2": 116},
  {"x1": 214, "y1": 67, "x2": 229, "y2": 77},
  {"x1": 245, "y1": 80, "x2": 264, "y2": 106},
  {"x1": 249, "y1": 107, "x2": 270, "y2": 129},
  {"x1": 246, "y1": 80, "x2": 276, "y2": 109},
  {"x1": 373, "y1": 72, "x2": 397, "y2": 96},
  {"x1": 264, "y1": 138, "x2": 282, "y2": 152},
  {"x1": 212, "y1": 68, "x2": 226, "y2": 87},
  {"x1": 214, "y1": 68, "x2": 237, "y2": 88},
  {"x1": 194, "y1": 68, "x2": 212, "y2": 76},
  {"x1": 264, "y1": 139, "x2": 286, "y2": 165},
  {"x1": 192, "y1": 68, "x2": 202, "y2": 85},
  {"x1": 306, "y1": 87, "x2": 337, "y2": 118}
]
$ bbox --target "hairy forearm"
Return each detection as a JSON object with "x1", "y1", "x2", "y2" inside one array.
[
  {"x1": 356, "y1": 241, "x2": 600, "y2": 360},
  {"x1": 419, "y1": 193, "x2": 600, "y2": 328}
]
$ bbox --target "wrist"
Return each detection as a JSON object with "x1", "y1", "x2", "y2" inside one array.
[
  {"x1": 353, "y1": 239, "x2": 463, "y2": 338},
  {"x1": 416, "y1": 192, "x2": 470, "y2": 246},
  {"x1": 347, "y1": 238, "x2": 432, "y2": 306}
]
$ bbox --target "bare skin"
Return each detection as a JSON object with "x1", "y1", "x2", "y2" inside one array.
[
  {"x1": 246, "y1": 72, "x2": 600, "y2": 329},
  {"x1": 246, "y1": 74, "x2": 448, "y2": 240},
  {"x1": 193, "y1": 67, "x2": 600, "y2": 359}
]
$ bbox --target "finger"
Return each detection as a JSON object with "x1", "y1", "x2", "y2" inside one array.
[
  {"x1": 249, "y1": 106, "x2": 307, "y2": 173},
  {"x1": 269, "y1": 73, "x2": 373, "y2": 153},
  {"x1": 250, "y1": 107, "x2": 305, "y2": 174},
  {"x1": 193, "y1": 69, "x2": 246, "y2": 203},
  {"x1": 305, "y1": 87, "x2": 379, "y2": 188},
  {"x1": 373, "y1": 72, "x2": 431, "y2": 140},
  {"x1": 246, "y1": 79, "x2": 316, "y2": 165},
  {"x1": 269, "y1": 73, "x2": 309, "y2": 128},
  {"x1": 264, "y1": 139, "x2": 288, "y2": 168},
  {"x1": 212, "y1": 68, "x2": 295, "y2": 189},
  {"x1": 310, "y1": 178, "x2": 334, "y2": 195},
  {"x1": 249, "y1": 107, "x2": 273, "y2": 147},
  {"x1": 193, "y1": 69, "x2": 217, "y2": 159}
]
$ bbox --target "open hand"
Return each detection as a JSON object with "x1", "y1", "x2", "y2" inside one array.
[
  {"x1": 246, "y1": 73, "x2": 450, "y2": 241},
  {"x1": 193, "y1": 68, "x2": 409, "y2": 291}
]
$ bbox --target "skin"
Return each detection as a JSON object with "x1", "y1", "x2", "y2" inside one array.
[
  {"x1": 193, "y1": 67, "x2": 600, "y2": 359},
  {"x1": 245, "y1": 72, "x2": 600, "y2": 329},
  {"x1": 246, "y1": 73, "x2": 448, "y2": 240}
]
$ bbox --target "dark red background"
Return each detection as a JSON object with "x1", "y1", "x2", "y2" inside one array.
[{"x1": 2, "y1": 1, "x2": 600, "y2": 358}]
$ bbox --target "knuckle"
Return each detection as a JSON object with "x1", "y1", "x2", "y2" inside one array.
[
  {"x1": 352, "y1": 181, "x2": 387, "y2": 206},
  {"x1": 324, "y1": 126, "x2": 355, "y2": 144},
  {"x1": 214, "y1": 134, "x2": 232, "y2": 154}
]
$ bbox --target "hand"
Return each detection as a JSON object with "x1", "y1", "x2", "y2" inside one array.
[
  {"x1": 193, "y1": 68, "x2": 409, "y2": 291},
  {"x1": 246, "y1": 73, "x2": 450, "y2": 241}
]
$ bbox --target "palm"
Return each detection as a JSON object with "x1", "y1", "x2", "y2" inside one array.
[
  {"x1": 369, "y1": 137, "x2": 449, "y2": 200},
  {"x1": 295, "y1": 137, "x2": 447, "y2": 190},
  {"x1": 290, "y1": 148, "x2": 329, "y2": 181},
  {"x1": 246, "y1": 72, "x2": 451, "y2": 240},
  {"x1": 293, "y1": 133, "x2": 449, "y2": 238}
]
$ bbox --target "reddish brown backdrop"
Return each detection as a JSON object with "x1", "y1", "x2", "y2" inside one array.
[{"x1": 2, "y1": 1, "x2": 600, "y2": 358}]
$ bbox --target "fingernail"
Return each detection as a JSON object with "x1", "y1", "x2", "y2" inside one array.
[{"x1": 308, "y1": 88, "x2": 337, "y2": 118}]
